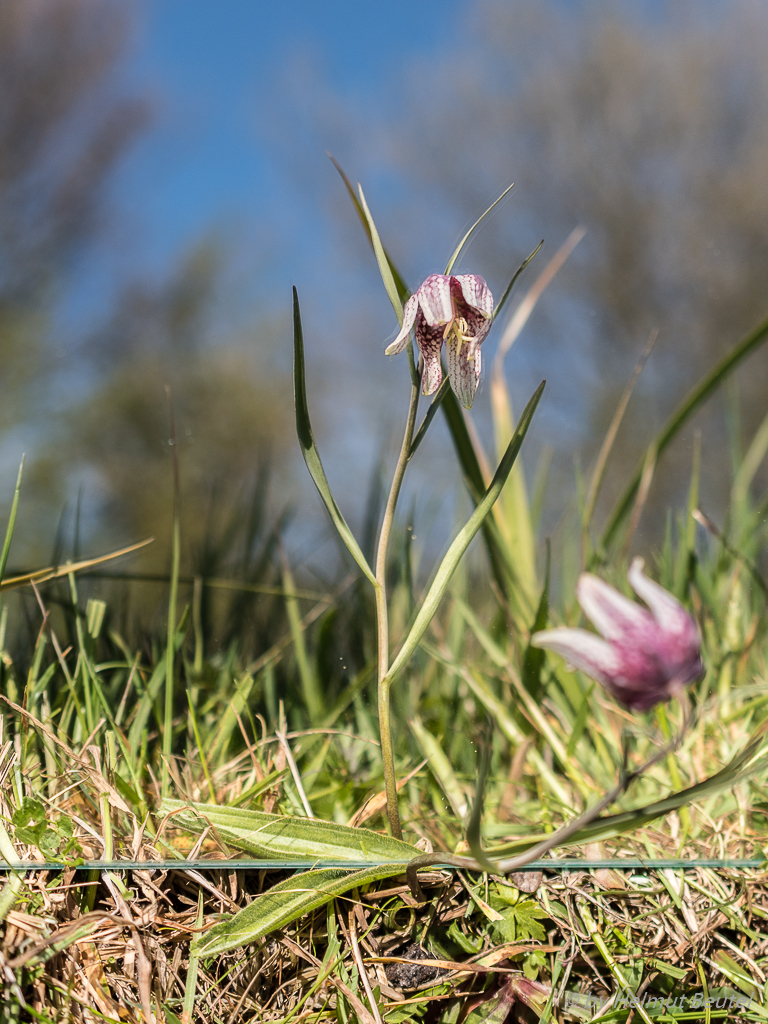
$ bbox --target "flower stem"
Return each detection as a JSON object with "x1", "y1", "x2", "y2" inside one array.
[
  {"x1": 375, "y1": 347, "x2": 421, "y2": 840},
  {"x1": 404, "y1": 709, "x2": 692, "y2": 897}
]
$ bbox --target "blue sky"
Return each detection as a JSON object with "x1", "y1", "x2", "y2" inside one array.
[{"x1": 115, "y1": 1, "x2": 464, "y2": 276}]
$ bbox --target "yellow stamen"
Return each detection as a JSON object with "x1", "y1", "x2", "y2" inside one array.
[{"x1": 445, "y1": 317, "x2": 474, "y2": 359}]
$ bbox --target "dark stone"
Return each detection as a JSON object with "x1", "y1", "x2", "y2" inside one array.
[{"x1": 385, "y1": 943, "x2": 447, "y2": 989}]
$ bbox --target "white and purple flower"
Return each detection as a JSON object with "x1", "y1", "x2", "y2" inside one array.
[
  {"x1": 385, "y1": 273, "x2": 493, "y2": 409},
  {"x1": 531, "y1": 558, "x2": 704, "y2": 711}
]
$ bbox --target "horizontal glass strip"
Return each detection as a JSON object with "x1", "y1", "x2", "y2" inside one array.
[{"x1": 0, "y1": 858, "x2": 764, "y2": 873}]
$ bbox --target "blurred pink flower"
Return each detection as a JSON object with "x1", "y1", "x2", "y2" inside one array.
[
  {"x1": 531, "y1": 558, "x2": 704, "y2": 711},
  {"x1": 385, "y1": 273, "x2": 493, "y2": 409}
]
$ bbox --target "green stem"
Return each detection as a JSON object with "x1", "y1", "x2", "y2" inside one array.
[{"x1": 375, "y1": 347, "x2": 421, "y2": 840}]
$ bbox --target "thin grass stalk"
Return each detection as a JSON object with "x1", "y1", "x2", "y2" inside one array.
[
  {"x1": 281, "y1": 551, "x2": 323, "y2": 724},
  {"x1": 656, "y1": 702, "x2": 690, "y2": 834},
  {"x1": 68, "y1": 572, "x2": 96, "y2": 736},
  {"x1": 0, "y1": 457, "x2": 23, "y2": 583},
  {"x1": 187, "y1": 693, "x2": 215, "y2": 800},
  {"x1": 582, "y1": 329, "x2": 657, "y2": 552},
  {"x1": 375, "y1": 345, "x2": 422, "y2": 840},
  {"x1": 182, "y1": 889, "x2": 205, "y2": 1023},
  {"x1": 491, "y1": 226, "x2": 586, "y2": 377},
  {"x1": 674, "y1": 431, "x2": 701, "y2": 599},
  {"x1": 193, "y1": 574, "x2": 204, "y2": 677},
  {"x1": 603, "y1": 312, "x2": 768, "y2": 549},
  {"x1": 620, "y1": 444, "x2": 658, "y2": 559},
  {"x1": 0, "y1": 816, "x2": 23, "y2": 924},
  {"x1": 31, "y1": 581, "x2": 88, "y2": 738},
  {"x1": 163, "y1": 386, "x2": 182, "y2": 799}
]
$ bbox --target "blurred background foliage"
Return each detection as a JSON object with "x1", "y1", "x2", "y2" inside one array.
[
  {"x1": 0, "y1": 0, "x2": 765, "y2": 634},
  {"x1": 301, "y1": 0, "x2": 768, "y2": 544}
]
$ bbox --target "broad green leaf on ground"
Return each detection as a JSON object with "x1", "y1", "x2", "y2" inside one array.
[
  {"x1": 192, "y1": 864, "x2": 406, "y2": 956},
  {"x1": 489, "y1": 892, "x2": 549, "y2": 944},
  {"x1": 161, "y1": 799, "x2": 418, "y2": 862},
  {"x1": 293, "y1": 288, "x2": 377, "y2": 587}
]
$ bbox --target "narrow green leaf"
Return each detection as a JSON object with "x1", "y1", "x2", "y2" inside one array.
[
  {"x1": 444, "y1": 182, "x2": 515, "y2": 276},
  {"x1": 282, "y1": 558, "x2": 323, "y2": 723},
  {"x1": 0, "y1": 456, "x2": 23, "y2": 582},
  {"x1": 564, "y1": 685, "x2": 594, "y2": 762},
  {"x1": 410, "y1": 716, "x2": 469, "y2": 822},
  {"x1": 386, "y1": 381, "x2": 545, "y2": 686},
  {"x1": 733, "y1": 405, "x2": 768, "y2": 506},
  {"x1": 127, "y1": 658, "x2": 166, "y2": 753},
  {"x1": 491, "y1": 380, "x2": 537, "y2": 607},
  {"x1": 441, "y1": 385, "x2": 521, "y2": 605},
  {"x1": 674, "y1": 432, "x2": 701, "y2": 598},
  {"x1": 450, "y1": 594, "x2": 508, "y2": 668},
  {"x1": 409, "y1": 377, "x2": 451, "y2": 459},
  {"x1": 328, "y1": 154, "x2": 410, "y2": 306},
  {"x1": 293, "y1": 288, "x2": 377, "y2": 587},
  {"x1": 357, "y1": 185, "x2": 403, "y2": 324},
  {"x1": 521, "y1": 544, "x2": 550, "y2": 703},
  {"x1": 494, "y1": 241, "x2": 544, "y2": 320},
  {"x1": 466, "y1": 727, "x2": 495, "y2": 872},
  {"x1": 183, "y1": 890, "x2": 204, "y2": 1019},
  {"x1": 160, "y1": 799, "x2": 418, "y2": 862},
  {"x1": 602, "y1": 312, "x2": 768, "y2": 549},
  {"x1": 193, "y1": 864, "x2": 406, "y2": 956}
]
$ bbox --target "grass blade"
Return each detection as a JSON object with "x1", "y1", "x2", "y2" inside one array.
[
  {"x1": 441, "y1": 386, "x2": 519, "y2": 602},
  {"x1": 409, "y1": 377, "x2": 451, "y2": 459},
  {"x1": 602, "y1": 311, "x2": 768, "y2": 549},
  {"x1": 494, "y1": 240, "x2": 543, "y2": 320},
  {"x1": 386, "y1": 381, "x2": 545, "y2": 686},
  {"x1": 521, "y1": 546, "x2": 550, "y2": 703},
  {"x1": 357, "y1": 184, "x2": 404, "y2": 324},
  {"x1": 492, "y1": 226, "x2": 586, "y2": 375},
  {"x1": 281, "y1": 554, "x2": 323, "y2": 723},
  {"x1": 163, "y1": 385, "x2": 182, "y2": 799},
  {"x1": 0, "y1": 537, "x2": 153, "y2": 592},
  {"x1": 465, "y1": 726, "x2": 495, "y2": 872},
  {"x1": 444, "y1": 182, "x2": 515, "y2": 276},
  {"x1": 192, "y1": 864, "x2": 407, "y2": 956},
  {"x1": 182, "y1": 889, "x2": 204, "y2": 1023},
  {"x1": 0, "y1": 456, "x2": 24, "y2": 582},
  {"x1": 489, "y1": 378, "x2": 537, "y2": 606},
  {"x1": 328, "y1": 154, "x2": 410, "y2": 306},
  {"x1": 582, "y1": 329, "x2": 657, "y2": 538},
  {"x1": 410, "y1": 716, "x2": 469, "y2": 822},
  {"x1": 293, "y1": 288, "x2": 377, "y2": 587}
]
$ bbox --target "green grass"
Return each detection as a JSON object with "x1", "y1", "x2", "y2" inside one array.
[
  {"x1": 1, "y1": 179, "x2": 768, "y2": 1019},
  {"x1": 0, "y1": 360, "x2": 766, "y2": 1019}
]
